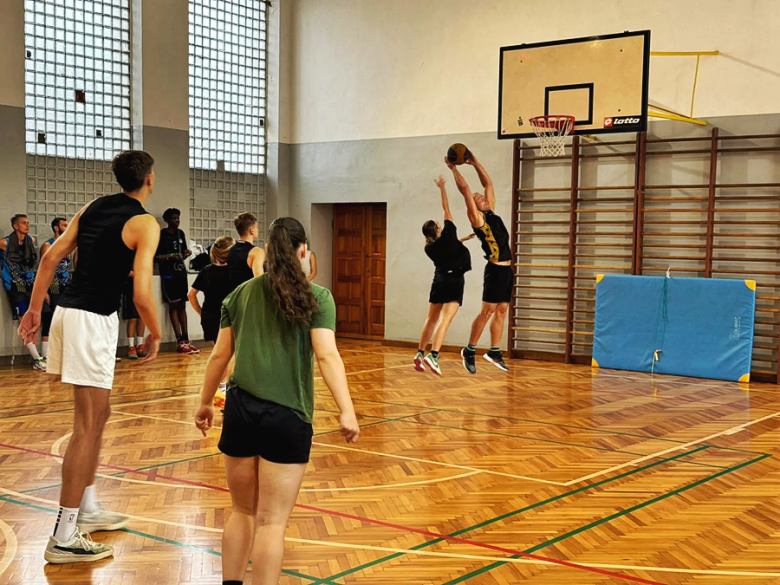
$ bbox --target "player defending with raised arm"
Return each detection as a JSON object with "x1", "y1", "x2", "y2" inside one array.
[
  {"x1": 18, "y1": 150, "x2": 163, "y2": 564},
  {"x1": 445, "y1": 151, "x2": 512, "y2": 375}
]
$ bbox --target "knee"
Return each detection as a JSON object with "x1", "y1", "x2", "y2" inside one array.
[
  {"x1": 480, "y1": 306, "x2": 496, "y2": 319},
  {"x1": 73, "y1": 404, "x2": 111, "y2": 436},
  {"x1": 495, "y1": 304, "x2": 509, "y2": 317},
  {"x1": 255, "y1": 509, "x2": 287, "y2": 529}
]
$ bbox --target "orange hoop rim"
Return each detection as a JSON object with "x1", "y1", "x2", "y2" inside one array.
[{"x1": 529, "y1": 115, "x2": 576, "y2": 131}]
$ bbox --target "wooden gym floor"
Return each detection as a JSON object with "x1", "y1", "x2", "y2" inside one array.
[{"x1": 0, "y1": 340, "x2": 779, "y2": 584}]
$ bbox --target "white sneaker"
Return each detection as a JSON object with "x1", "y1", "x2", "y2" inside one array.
[
  {"x1": 44, "y1": 531, "x2": 114, "y2": 564},
  {"x1": 77, "y1": 507, "x2": 130, "y2": 533}
]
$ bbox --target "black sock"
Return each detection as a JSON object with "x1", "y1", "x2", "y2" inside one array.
[
  {"x1": 416, "y1": 349, "x2": 424, "y2": 356},
  {"x1": 431, "y1": 350, "x2": 439, "y2": 358},
  {"x1": 223, "y1": 581, "x2": 243, "y2": 585},
  {"x1": 490, "y1": 346, "x2": 501, "y2": 354},
  {"x1": 466, "y1": 344, "x2": 476, "y2": 354}
]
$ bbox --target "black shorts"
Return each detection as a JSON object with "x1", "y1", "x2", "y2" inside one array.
[
  {"x1": 218, "y1": 387, "x2": 313, "y2": 464},
  {"x1": 6, "y1": 289, "x2": 31, "y2": 321},
  {"x1": 201, "y1": 316, "x2": 220, "y2": 343},
  {"x1": 161, "y1": 273, "x2": 188, "y2": 303},
  {"x1": 482, "y1": 263, "x2": 514, "y2": 304},
  {"x1": 122, "y1": 279, "x2": 140, "y2": 320},
  {"x1": 42, "y1": 293, "x2": 61, "y2": 337},
  {"x1": 429, "y1": 271, "x2": 466, "y2": 305}
]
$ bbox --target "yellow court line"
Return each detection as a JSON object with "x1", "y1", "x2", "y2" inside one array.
[
  {"x1": 565, "y1": 409, "x2": 780, "y2": 486},
  {"x1": 110, "y1": 410, "x2": 564, "y2": 486},
  {"x1": 300, "y1": 471, "x2": 481, "y2": 492},
  {"x1": 1, "y1": 486, "x2": 777, "y2": 579},
  {"x1": 310, "y1": 441, "x2": 566, "y2": 486},
  {"x1": 0, "y1": 519, "x2": 18, "y2": 580}
]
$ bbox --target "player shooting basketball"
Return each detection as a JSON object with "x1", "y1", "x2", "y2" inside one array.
[{"x1": 445, "y1": 151, "x2": 512, "y2": 375}]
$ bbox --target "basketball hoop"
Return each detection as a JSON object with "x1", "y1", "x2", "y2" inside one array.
[{"x1": 529, "y1": 115, "x2": 575, "y2": 157}]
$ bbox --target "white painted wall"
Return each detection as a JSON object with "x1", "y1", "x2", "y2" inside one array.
[{"x1": 289, "y1": 0, "x2": 780, "y2": 144}]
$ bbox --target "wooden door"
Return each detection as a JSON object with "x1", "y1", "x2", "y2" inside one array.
[{"x1": 333, "y1": 204, "x2": 386, "y2": 339}]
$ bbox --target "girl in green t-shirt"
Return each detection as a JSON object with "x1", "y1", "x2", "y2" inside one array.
[{"x1": 195, "y1": 216, "x2": 360, "y2": 585}]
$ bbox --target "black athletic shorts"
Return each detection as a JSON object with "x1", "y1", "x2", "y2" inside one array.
[
  {"x1": 6, "y1": 289, "x2": 31, "y2": 321},
  {"x1": 429, "y1": 270, "x2": 466, "y2": 305},
  {"x1": 161, "y1": 273, "x2": 188, "y2": 303},
  {"x1": 122, "y1": 278, "x2": 140, "y2": 321},
  {"x1": 218, "y1": 387, "x2": 313, "y2": 464},
  {"x1": 201, "y1": 316, "x2": 220, "y2": 343},
  {"x1": 482, "y1": 262, "x2": 514, "y2": 304},
  {"x1": 42, "y1": 293, "x2": 61, "y2": 337}
]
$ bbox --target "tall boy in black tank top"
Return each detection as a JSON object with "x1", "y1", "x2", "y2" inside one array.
[
  {"x1": 228, "y1": 211, "x2": 266, "y2": 290},
  {"x1": 18, "y1": 151, "x2": 163, "y2": 565},
  {"x1": 445, "y1": 152, "x2": 512, "y2": 375}
]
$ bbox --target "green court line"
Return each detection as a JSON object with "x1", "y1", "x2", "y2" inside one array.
[
  {"x1": 346, "y1": 397, "x2": 769, "y2": 455},
  {"x1": 314, "y1": 409, "x2": 443, "y2": 437},
  {"x1": 0, "y1": 495, "x2": 340, "y2": 584},
  {"x1": 441, "y1": 452, "x2": 772, "y2": 584},
  {"x1": 310, "y1": 446, "x2": 711, "y2": 585},
  {"x1": 0, "y1": 389, "x2": 202, "y2": 422},
  {"x1": 0, "y1": 387, "x2": 197, "y2": 414}
]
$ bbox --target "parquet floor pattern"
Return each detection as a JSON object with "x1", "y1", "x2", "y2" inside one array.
[{"x1": 0, "y1": 341, "x2": 779, "y2": 584}]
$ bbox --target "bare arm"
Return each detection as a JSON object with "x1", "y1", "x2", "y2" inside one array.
[
  {"x1": 40, "y1": 241, "x2": 51, "y2": 259},
  {"x1": 195, "y1": 326, "x2": 235, "y2": 435},
  {"x1": 311, "y1": 328, "x2": 360, "y2": 443},
  {"x1": 0, "y1": 239, "x2": 6, "y2": 253},
  {"x1": 468, "y1": 154, "x2": 495, "y2": 211},
  {"x1": 125, "y1": 214, "x2": 163, "y2": 361},
  {"x1": 307, "y1": 252, "x2": 318, "y2": 282},
  {"x1": 445, "y1": 157, "x2": 482, "y2": 227},
  {"x1": 435, "y1": 176, "x2": 454, "y2": 222},
  {"x1": 188, "y1": 287, "x2": 202, "y2": 316},
  {"x1": 249, "y1": 247, "x2": 265, "y2": 277}
]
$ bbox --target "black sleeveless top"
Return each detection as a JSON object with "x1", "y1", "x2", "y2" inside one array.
[
  {"x1": 473, "y1": 210, "x2": 511, "y2": 263},
  {"x1": 59, "y1": 193, "x2": 149, "y2": 316},
  {"x1": 228, "y1": 240, "x2": 255, "y2": 289}
]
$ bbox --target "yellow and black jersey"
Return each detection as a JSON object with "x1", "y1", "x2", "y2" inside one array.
[{"x1": 473, "y1": 211, "x2": 511, "y2": 263}]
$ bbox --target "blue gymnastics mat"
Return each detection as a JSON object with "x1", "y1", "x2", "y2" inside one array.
[{"x1": 592, "y1": 275, "x2": 756, "y2": 382}]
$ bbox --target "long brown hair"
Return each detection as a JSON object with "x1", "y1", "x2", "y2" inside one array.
[
  {"x1": 210, "y1": 236, "x2": 234, "y2": 264},
  {"x1": 266, "y1": 217, "x2": 318, "y2": 323},
  {"x1": 422, "y1": 220, "x2": 438, "y2": 245}
]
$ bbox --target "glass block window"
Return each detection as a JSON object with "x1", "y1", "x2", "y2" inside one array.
[
  {"x1": 189, "y1": 0, "x2": 267, "y2": 174},
  {"x1": 24, "y1": 0, "x2": 131, "y2": 160}
]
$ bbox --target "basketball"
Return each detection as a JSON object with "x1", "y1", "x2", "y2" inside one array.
[{"x1": 447, "y1": 143, "x2": 471, "y2": 165}]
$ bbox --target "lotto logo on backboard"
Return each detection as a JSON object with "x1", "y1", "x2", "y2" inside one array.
[{"x1": 604, "y1": 116, "x2": 642, "y2": 128}]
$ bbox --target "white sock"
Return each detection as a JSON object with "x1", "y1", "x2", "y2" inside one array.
[
  {"x1": 27, "y1": 343, "x2": 41, "y2": 360},
  {"x1": 53, "y1": 506, "x2": 80, "y2": 543},
  {"x1": 41, "y1": 341, "x2": 49, "y2": 357},
  {"x1": 80, "y1": 484, "x2": 100, "y2": 514},
  {"x1": 218, "y1": 382, "x2": 227, "y2": 391},
  {"x1": 136, "y1": 336, "x2": 145, "y2": 347}
]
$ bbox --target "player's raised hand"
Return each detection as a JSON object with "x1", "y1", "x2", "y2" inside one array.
[
  {"x1": 435, "y1": 175, "x2": 446, "y2": 189},
  {"x1": 444, "y1": 156, "x2": 456, "y2": 170}
]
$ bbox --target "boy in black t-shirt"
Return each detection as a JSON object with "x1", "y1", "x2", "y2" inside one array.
[
  {"x1": 446, "y1": 152, "x2": 512, "y2": 375},
  {"x1": 414, "y1": 176, "x2": 474, "y2": 376},
  {"x1": 155, "y1": 208, "x2": 198, "y2": 355},
  {"x1": 189, "y1": 236, "x2": 234, "y2": 393}
]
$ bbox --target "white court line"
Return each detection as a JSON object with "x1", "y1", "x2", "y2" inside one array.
[
  {"x1": 111, "y1": 409, "x2": 565, "y2": 486},
  {"x1": 0, "y1": 519, "x2": 17, "y2": 580},
  {"x1": 2, "y1": 486, "x2": 778, "y2": 579},
  {"x1": 564, "y1": 409, "x2": 780, "y2": 486}
]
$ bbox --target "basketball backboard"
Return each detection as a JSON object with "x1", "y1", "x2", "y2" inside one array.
[{"x1": 498, "y1": 31, "x2": 650, "y2": 140}]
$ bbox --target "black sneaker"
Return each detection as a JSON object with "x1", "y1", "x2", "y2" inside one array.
[
  {"x1": 484, "y1": 351, "x2": 509, "y2": 372},
  {"x1": 461, "y1": 348, "x2": 477, "y2": 375}
]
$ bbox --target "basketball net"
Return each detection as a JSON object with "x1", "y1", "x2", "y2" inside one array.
[{"x1": 529, "y1": 115, "x2": 575, "y2": 157}]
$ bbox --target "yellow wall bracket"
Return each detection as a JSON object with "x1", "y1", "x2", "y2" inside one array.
[{"x1": 649, "y1": 50, "x2": 720, "y2": 123}]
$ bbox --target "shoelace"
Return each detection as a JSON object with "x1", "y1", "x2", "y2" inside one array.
[{"x1": 73, "y1": 531, "x2": 105, "y2": 552}]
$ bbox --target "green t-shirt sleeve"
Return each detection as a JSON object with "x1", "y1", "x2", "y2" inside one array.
[{"x1": 311, "y1": 286, "x2": 336, "y2": 331}]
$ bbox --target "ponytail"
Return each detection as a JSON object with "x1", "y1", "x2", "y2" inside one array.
[
  {"x1": 422, "y1": 220, "x2": 438, "y2": 245},
  {"x1": 266, "y1": 217, "x2": 318, "y2": 323}
]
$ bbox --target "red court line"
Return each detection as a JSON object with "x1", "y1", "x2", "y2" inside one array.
[{"x1": 0, "y1": 441, "x2": 663, "y2": 585}]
